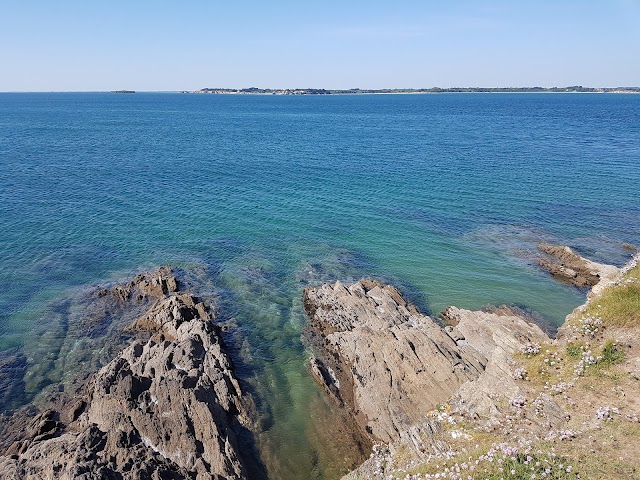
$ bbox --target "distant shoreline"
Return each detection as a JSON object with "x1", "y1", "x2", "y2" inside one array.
[
  {"x1": 180, "y1": 86, "x2": 640, "y2": 95},
  {"x1": 1, "y1": 88, "x2": 639, "y2": 94}
]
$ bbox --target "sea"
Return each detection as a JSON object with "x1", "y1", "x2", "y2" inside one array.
[{"x1": 0, "y1": 92, "x2": 639, "y2": 479}]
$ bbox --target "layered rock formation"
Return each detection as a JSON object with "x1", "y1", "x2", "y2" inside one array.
[
  {"x1": 441, "y1": 306, "x2": 557, "y2": 422},
  {"x1": 0, "y1": 268, "x2": 256, "y2": 480},
  {"x1": 537, "y1": 243, "x2": 618, "y2": 288},
  {"x1": 303, "y1": 279, "x2": 548, "y2": 446},
  {"x1": 328, "y1": 249, "x2": 640, "y2": 480}
]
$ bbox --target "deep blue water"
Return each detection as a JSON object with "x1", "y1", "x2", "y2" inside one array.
[{"x1": 0, "y1": 92, "x2": 639, "y2": 478}]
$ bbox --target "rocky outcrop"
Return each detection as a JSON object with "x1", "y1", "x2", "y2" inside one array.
[
  {"x1": 537, "y1": 244, "x2": 618, "y2": 288},
  {"x1": 303, "y1": 279, "x2": 549, "y2": 447},
  {"x1": 442, "y1": 306, "x2": 555, "y2": 421},
  {"x1": 96, "y1": 266, "x2": 180, "y2": 303},
  {"x1": 341, "y1": 252, "x2": 640, "y2": 480},
  {"x1": 0, "y1": 269, "x2": 257, "y2": 480},
  {"x1": 304, "y1": 279, "x2": 483, "y2": 444},
  {"x1": 304, "y1": 280, "x2": 567, "y2": 480}
]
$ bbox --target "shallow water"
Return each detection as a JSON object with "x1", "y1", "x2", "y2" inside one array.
[{"x1": 1, "y1": 92, "x2": 639, "y2": 479}]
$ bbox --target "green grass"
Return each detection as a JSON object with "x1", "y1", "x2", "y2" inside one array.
[
  {"x1": 566, "y1": 342, "x2": 584, "y2": 359},
  {"x1": 582, "y1": 264, "x2": 640, "y2": 328},
  {"x1": 586, "y1": 340, "x2": 627, "y2": 379},
  {"x1": 597, "y1": 339, "x2": 626, "y2": 367}
]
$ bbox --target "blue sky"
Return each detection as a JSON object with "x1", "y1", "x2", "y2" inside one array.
[{"x1": 1, "y1": 0, "x2": 639, "y2": 91}]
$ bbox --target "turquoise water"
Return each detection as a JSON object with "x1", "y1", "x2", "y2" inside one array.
[{"x1": 1, "y1": 92, "x2": 639, "y2": 478}]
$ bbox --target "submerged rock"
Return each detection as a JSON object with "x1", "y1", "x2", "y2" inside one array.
[
  {"x1": 0, "y1": 350, "x2": 27, "y2": 411},
  {"x1": 96, "y1": 265, "x2": 180, "y2": 302},
  {"x1": 16, "y1": 266, "x2": 185, "y2": 404},
  {"x1": 0, "y1": 269, "x2": 257, "y2": 479}
]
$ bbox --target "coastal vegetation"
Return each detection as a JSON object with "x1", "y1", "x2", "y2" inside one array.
[{"x1": 580, "y1": 260, "x2": 640, "y2": 328}]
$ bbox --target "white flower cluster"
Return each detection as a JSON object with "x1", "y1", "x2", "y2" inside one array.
[
  {"x1": 532, "y1": 395, "x2": 545, "y2": 417},
  {"x1": 428, "y1": 408, "x2": 456, "y2": 425},
  {"x1": 369, "y1": 443, "x2": 391, "y2": 477},
  {"x1": 415, "y1": 442, "x2": 576, "y2": 480},
  {"x1": 542, "y1": 349, "x2": 561, "y2": 367},
  {"x1": 595, "y1": 405, "x2": 619, "y2": 421},
  {"x1": 449, "y1": 429, "x2": 470, "y2": 440},
  {"x1": 440, "y1": 413, "x2": 456, "y2": 425},
  {"x1": 545, "y1": 381, "x2": 575, "y2": 405},
  {"x1": 613, "y1": 253, "x2": 639, "y2": 286},
  {"x1": 574, "y1": 350, "x2": 601, "y2": 376},
  {"x1": 578, "y1": 315, "x2": 603, "y2": 337},
  {"x1": 510, "y1": 395, "x2": 527, "y2": 409},
  {"x1": 513, "y1": 366, "x2": 529, "y2": 380},
  {"x1": 547, "y1": 381, "x2": 574, "y2": 395},
  {"x1": 520, "y1": 342, "x2": 542, "y2": 357}
]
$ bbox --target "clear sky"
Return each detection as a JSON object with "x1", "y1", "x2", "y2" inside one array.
[{"x1": 1, "y1": 0, "x2": 639, "y2": 91}]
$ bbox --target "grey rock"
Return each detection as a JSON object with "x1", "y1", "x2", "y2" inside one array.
[
  {"x1": 19, "y1": 266, "x2": 184, "y2": 403},
  {"x1": 303, "y1": 279, "x2": 486, "y2": 444},
  {"x1": 442, "y1": 306, "x2": 551, "y2": 419},
  {"x1": 537, "y1": 244, "x2": 617, "y2": 288},
  {"x1": 304, "y1": 279, "x2": 558, "y2": 452},
  {"x1": 317, "y1": 283, "x2": 561, "y2": 480},
  {"x1": 0, "y1": 272, "x2": 255, "y2": 479}
]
